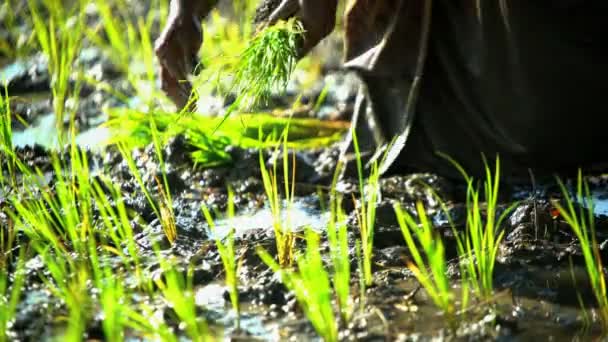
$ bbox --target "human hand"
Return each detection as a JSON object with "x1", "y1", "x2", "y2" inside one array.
[
  {"x1": 265, "y1": 0, "x2": 338, "y2": 57},
  {"x1": 154, "y1": 0, "x2": 210, "y2": 110}
]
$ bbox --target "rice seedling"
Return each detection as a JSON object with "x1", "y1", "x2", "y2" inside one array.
[
  {"x1": 259, "y1": 129, "x2": 296, "y2": 267},
  {"x1": 12, "y1": 150, "x2": 94, "y2": 337},
  {"x1": 327, "y1": 161, "x2": 353, "y2": 323},
  {"x1": 257, "y1": 228, "x2": 339, "y2": 342},
  {"x1": 4, "y1": 117, "x2": 149, "y2": 339},
  {"x1": 394, "y1": 201, "x2": 454, "y2": 316},
  {"x1": 28, "y1": 0, "x2": 84, "y2": 132},
  {"x1": 554, "y1": 171, "x2": 608, "y2": 329},
  {"x1": 202, "y1": 189, "x2": 241, "y2": 330},
  {"x1": 228, "y1": 18, "x2": 303, "y2": 111},
  {"x1": 105, "y1": 109, "x2": 348, "y2": 164},
  {"x1": 0, "y1": 249, "x2": 26, "y2": 342},
  {"x1": 154, "y1": 258, "x2": 210, "y2": 341},
  {"x1": 0, "y1": 84, "x2": 16, "y2": 187},
  {"x1": 440, "y1": 154, "x2": 514, "y2": 300},
  {"x1": 195, "y1": 17, "x2": 304, "y2": 129},
  {"x1": 354, "y1": 239, "x2": 366, "y2": 310},
  {"x1": 115, "y1": 117, "x2": 177, "y2": 244},
  {"x1": 351, "y1": 129, "x2": 380, "y2": 287},
  {"x1": 84, "y1": 0, "x2": 167, "y2": 109}
]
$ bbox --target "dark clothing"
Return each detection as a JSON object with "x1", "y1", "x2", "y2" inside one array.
[{"x1": 344, "y1": 0, "x2": 608, "y2": 180}]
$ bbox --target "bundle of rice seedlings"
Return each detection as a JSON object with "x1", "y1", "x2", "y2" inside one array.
[{"x1": 229, "y1": 18, "x2": 304, "y2": 111}]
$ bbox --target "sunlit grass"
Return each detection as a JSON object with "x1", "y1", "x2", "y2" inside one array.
[
  {"x1": 440, "y1": 154, "x2": 515, "y2": 300},
  {"x1": 115, "y1": 117, "x2": 177, "y2": 244},
  {"x1": 86, "y1": 0, "x2": 166, "y2": 109},
  {"x1": 554, "y1": 171, "x2": 608, "y2": 330},
  {"x1": 0, "y1": 84, "x2": 16, "y2": 187},
  {"x1": 259, "y1": 130, "x2": 296, "y2": 267},
  {"x1": 28, "y1": 0, "x2": 84, "y2": 133},
  {"x1": 228, "y1": 18, "x2": 303, "y2": 111},
  {"x1": 327, "y1": 163, "x2": 353, "y2": 323},
  {"x1": 352, "y1": 130, "x2": 380, "y2": 287},
  {"x1": 202, "y1": 189, "x2": 241, "y2": 329},
  {"x1": 154, "y1": 259, "x2": 210, "y2": 341},
  {"x1": 394, "y1": 201, "x2": 455, "y2": 317},
  {"x1": 257, "y1": 228, "x2": 339, "y2": 342},
  {"x1": 0, "y1": 250, "x2": 25, "y2": 342}
]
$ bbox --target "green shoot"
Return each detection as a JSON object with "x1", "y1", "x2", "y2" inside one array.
[
  {"x1": 257, "y1": 228, "x2": 338, "y2": 342},
  {"x1": 554, "y1": 171, "x2": 608, "y2": 329},
  {"x1": 259, "y1": 128, "x2": 296, "y2": 267},
  {"x1": 202, "y1": 190, "x2": 241, "y2": 330},
  {"x1": 441, "y1": 154, "x2": 514, "y2": 299},
  {"x1": 211, "y1": 17, "x2": 304, "y2": 128},
  {"x1": 327, "y1": 162, "x2": 352, "y2": 323},
  {"x1": 117, "y1": 126, "x2": 177, "y2": 245},
  {"x1": 154, "y1": 259, "x2": 210, "y2": 341},
  {"x1": 0, "y1": 249, "x2": 26, "y2": 342},
  {"x1": 85, "y1": 0, "x2": 167, "y2": 109},
  {"x1": 28, "y1": 0, "x2": 83, "y2": 133},
  {"x1": 105, "y1": 109, "x2": 348, "y2": 168},
  {"x1": 394, "y1": 202, "x2": 454, "y2": 316},
  {"x1": 150, "y1": 118, "x2": 177, "y2": 243},
  {"x1": 352, "y1": 129, "x2": 380, "y2": 287},
  {"x1": 0, "y1": 84, "x2": 16, "y2": 187}
]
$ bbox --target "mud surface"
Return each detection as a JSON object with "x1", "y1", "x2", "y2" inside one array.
[{"x1": 2, "y1": 2, "x2": 608, "y2": 341}]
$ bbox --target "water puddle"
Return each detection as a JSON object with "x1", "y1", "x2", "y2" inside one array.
[
  {"x1": 195, "y1": 283, "x2": 277, "y2": 340},
  {"x1": 210, "y1": 198, "x2": 329, "y2": 240},
  {"x1": 591, "y1": 190, "x2": 608, "y2": 217},
  {"x1": 12, "y1": 112, "x2": 110, "y2": 151}
]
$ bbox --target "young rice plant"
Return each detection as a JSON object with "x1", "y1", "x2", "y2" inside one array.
[
  {"x1": 394, "y1": 202, "x2": 455, "y2": 317},
  {"x1": 554, "y1": 171, "x2": 608, "y2": 329},
  {"x1": 202, "y1": 190, "x2": 241, "y2": 330},
  {"x1": 257, "y1": 228, "x2": 338, "y2": 342}
]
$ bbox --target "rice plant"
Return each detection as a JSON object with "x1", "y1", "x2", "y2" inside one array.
[
  {"x1": 259, "y1": 129, "x2": 296, "y2": 267},
  {"x1": 105, "y1": 108, "x2": 348, "y2": 167},
  {"x1": 327, "y1": 162, "x2": 353, "y2": 323},
  {"x1": 154, "y1": 259, "x2": 210, "y2": 341},
  {"x1": 28, "y1": 0, "x2": 84, "y2": 132},
  {"x1": 352, "y1": 130, "x2": 380, "y2": 287},
  {"x1": 0, "y1": 84, "x2": 16, "y2": 187},
  {"x1": 202, "y1": 17, "x2": 304, "y2": 129},
  {"x1": 257, "y1": 228, "x2": 338, "y2": 342},
  {"x1": 4, "y1": 127, "x2": 149, "y2": 339},
  {"x1": 228, "y1": 18, "x2": 303, "y2": 111},
  {"x1": 554, "y1": 171, "x2": 608, "y2": 329},
  {"x1": 440, "y1": 154, "x2": 514, "y2": 299},
  {"x1": 0, "y1": 250, "x2": 26, "y2": 342},
  {"x1": 116, "y1": 117, "x2": 177, "y2": 244},
  {"x1": 394, "y1": 201, "x2": 454, "y2": 316},
  {"x1": 202, "y1": 190, "x2": 241, "y2": 329},
  {"x1": 86, "y1": 0, "x2": 165, "y2": 109}
]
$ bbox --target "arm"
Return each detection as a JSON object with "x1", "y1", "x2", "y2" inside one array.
[{"x1": 155, "y1": 0, "x2": 338, "y2": 111}]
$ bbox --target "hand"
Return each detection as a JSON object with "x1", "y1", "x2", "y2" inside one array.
[
  {"x1": 266, "y1": 0, "x2": 338, "y2": 57},
  {"x1": 154, "y1": 0, "x2": 207, "y2": 110}
]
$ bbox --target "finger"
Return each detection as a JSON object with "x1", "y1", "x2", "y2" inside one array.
[{"x1": 161, "y1": 67, "x2": 191, "y2": 110}]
